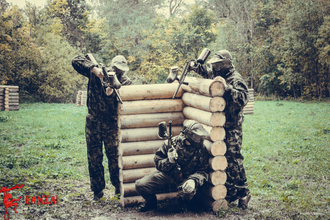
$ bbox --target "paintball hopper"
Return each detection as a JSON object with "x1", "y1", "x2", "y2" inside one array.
[
  {"x1": 158, "y1": 121, "x2": 168, "y2": 139},
  {"x1": 167, "y1": 66, "x2": 179, "y2": 83},
  {"x1": 196, "y1": 48, "x2": 211, "y2": 64},
  {"x1": 158, "y1": 120, "x2": 172, "y2": 139}
]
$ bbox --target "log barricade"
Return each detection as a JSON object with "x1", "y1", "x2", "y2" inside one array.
[
  {"x1": 181, "y1": 79, "x2": 228, "y2": 211},
  {"x1": 118, "y1": 83, "x2": 184, "y2": 207},
  {"x1": 75, "y1": 90, "x2": 87, "y2": 106},
  {"x1": 0, "y1": 86, "x2": 19, "y2": 111},
  {"x1": 243, "y1": 89, "x2": 254, "y2": 115},
  {"x1": 117, "y1": 80, "x2": 230, "y2": 211}
]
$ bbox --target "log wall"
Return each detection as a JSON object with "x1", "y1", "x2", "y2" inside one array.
[
  {"x1": 0, "y1": 86, "x2": 19, "y2": 111},
  {"x1": 118, "y1": 83, "x2": 184, "y2": 207},
  {"x1": 117, "y1": 79, "x2": 232, "y2": 211},
  {"x1": 243, "y1": 89, "x2": 254, "y2": 115},
  {"x1": 75, "y1": 86, "x2": 255, "y2": 115},
  {"x1": 181, "y1": 79, "x2": 228, "y2": 211}
]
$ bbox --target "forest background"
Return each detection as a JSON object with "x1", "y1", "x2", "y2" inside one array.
[{"x1": 0, "y1": 0, "x2": 329, "y2": 103}]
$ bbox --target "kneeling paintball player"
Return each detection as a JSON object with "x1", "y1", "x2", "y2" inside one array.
[{"x1": 135, "y1": 120, "x2": 210, "y2": 212}]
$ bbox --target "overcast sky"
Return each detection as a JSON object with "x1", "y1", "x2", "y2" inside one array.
[{"x1": 6, "y1": 0, "x2": 46, "y2": 7}]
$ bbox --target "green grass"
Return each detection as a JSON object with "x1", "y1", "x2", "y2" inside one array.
[
  {"x1": 0, "y1": 101, "x2": 329, "y2": 219},
  {"x1": 0, "y1": 103, "x2": 89, "y2": 185},
  {"x1": 242, "y1": 101, "x2": 330, "y2": 219}
]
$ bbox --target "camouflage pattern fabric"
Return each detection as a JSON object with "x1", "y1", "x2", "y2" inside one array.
[
  {"x1": 196, "y1": 62, "x2": 250, "y2": 201},
  {"x1": 135, "y1": 133, "x2": 209, "y2": 201},
  {"x1": 72, "y1": 55, "x2": 132, "y2": 194}
]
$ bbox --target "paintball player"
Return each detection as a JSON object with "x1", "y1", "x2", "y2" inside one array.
[
  {"x1": 191, "y1": 49, "x2": 251, "y2": 209},
  {"x1": 72, "y1": 54, "x2": 132, "y2": 200},
  {"x1": 135, "y1": 120, "x2": 210, "y2": 212}
]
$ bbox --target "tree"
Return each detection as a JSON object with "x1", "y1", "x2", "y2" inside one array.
[{"x1": 0, "y1": 5, "x2": 43, "y2": 99}]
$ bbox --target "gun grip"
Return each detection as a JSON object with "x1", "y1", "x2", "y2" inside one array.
[{"x1": 107, "y1": 72, "x2": 122, "y2": 89}]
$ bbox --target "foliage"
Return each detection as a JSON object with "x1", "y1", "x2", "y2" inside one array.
[
  {"x1": 0, "y1": 5, "x2": 43, "y2": 97},
  {"x1": 252, "y1": 0, "x2": 330, "y2": 99},
  {"x1": 137, "y1": 6, "x2": 217, "y2": 83},
  {"x1": 1, "y1": 0, "x2": 330, "y2": 101},
  {"x1": 36, "y1": 32, "x2": 86, "y2": 102}
]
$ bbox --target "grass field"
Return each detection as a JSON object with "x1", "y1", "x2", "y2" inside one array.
[{"x1": 0, "y1": 101, "x2": 329, "y2": 219}]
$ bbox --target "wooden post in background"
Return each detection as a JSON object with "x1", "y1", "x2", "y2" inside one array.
[{"x1": 0, "y1": 86, "x2": 19, "y2": 111}]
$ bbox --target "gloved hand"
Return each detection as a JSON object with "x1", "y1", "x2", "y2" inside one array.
[
  {"x1": 168, "y1": 148, "x2": 178, "y2": 163},
  {"x1": 106, "y1": 87, "x2": 113, "y2": 96},
  {"x1": 92, "y1": 67, "x2": 104, "y2": 78},
  {"x1": 182, "y1": 179, "x2": 195, "y2": 193}
]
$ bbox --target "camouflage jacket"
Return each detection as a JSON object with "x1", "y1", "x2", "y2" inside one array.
[
  {"x1": 72, "y1": 55, "x2": 132, "y2": 121},
  {"x1": 154, "y1": 133, "x2": 209, "y2": 186},
  {"x1": 196, "y1": 64, "x2": 249, "y2": 128}
]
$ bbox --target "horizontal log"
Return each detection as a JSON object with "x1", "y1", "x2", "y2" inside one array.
[
  {"x1": 245, "y1": 103, "x2": 254, "y2": 107},
  {"x1": 209, "y1": 170, "x2": 227, "y2": 185},
  {"x1": 183, "y1": 107, "x2": 225, "y2": 127},
  {"x1": 0, "y1": 92, "x2": 19, "y2": 96},
  {"x1": 120, "y1": 126, "x2": 182, "y2": 142},
  {"x1": 119, "y1": 112, "x2": 184, "y2": 129},
  {"x1": 4, "y1": 101, "x2": 19, "y2": 105},
  {"x1": 204, "y1": 140, "x2": 226, "y2": 156},
  {"x1": 0, "y1": 96, "x2": 19, "y2": 100},
  {"x1": 206, "y1": 199, "x2": 228, "y2": 212},
  {"x1": 0, "y1": 85, "x2": 19, "y2": 89},
  {"x1": 119, "y1": 83, "x2": 184, "y2": 101},
  {"x1": 121, "y1": 154, "x2": 155, "y2": 170},
  {"x1": 121, "y1": 167, "x2": 157, "y2": 183},
  {"x1": 121, "y1": 192, "x2": 179, "y2": 207},
  {"x1": 183, "y1": 77, "x2": 225, "y2": 97},
  {"x1": 205, "y1": 184, "x2": 227, "y2": 200},
  {"x1": 182, "y1": 92, "x2": 225, "y2": 112},
  {"x1": 121, "y1": 140, "x2": 164, "y2": 156},
  {"x1": 119, "y1": 99, "x2": 183, "y2": 115},
  {"x1": 121, "y1": 182, "x2": 138, "y2": 197},
  {"x1": 209, "y1": 156, "x2": 227, "y2": 171},
  {"x1": 201, "y1": 124, "x2": 226, "y2": 142}
]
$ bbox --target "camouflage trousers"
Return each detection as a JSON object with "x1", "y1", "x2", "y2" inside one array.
[
  {"x1": 85, "y1": 113, "x2": 120, "y2": 194},
  {"x1": 135, "y1": 171, "x2": 200, "y2": 202},
  {"x1": 224, "y1": 127, "x2": 250, "y2": 201}
]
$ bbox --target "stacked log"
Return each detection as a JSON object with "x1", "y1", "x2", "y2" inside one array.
[
  {"x1": 243, "y1": 88, "x2": 254, "y2": 114},
  {"x1": 118, "y1": 83, "x2": 184, "y2": 207},
  {"x1": 181, "y1": 79, "x2": 229, "y2": 211},
  {"x1": 75, "y1": 90, "x2": 87, "y2": 106},
  {"x1": 0, "y1": 86, "x2": 19, "y2": 111}
]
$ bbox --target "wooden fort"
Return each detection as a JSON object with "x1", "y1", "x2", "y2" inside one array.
[
  {"x1": 115, "y1": 77, "x2": 254, "y2": 211},
  {"x1": 0, "y1": 85, "x2": 19, "y2": 111}
]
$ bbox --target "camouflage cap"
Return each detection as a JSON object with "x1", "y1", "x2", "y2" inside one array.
[
  {"x1": 207, "y1": 50, "x2": 232, "y2": 64},
  {"x1": 111, "y1": 55, "x2": 129, "y2": 72}
]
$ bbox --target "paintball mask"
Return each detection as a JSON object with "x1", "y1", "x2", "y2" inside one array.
[
  {"x1": 181, "y1": 120, "x2": 208, "y2": 147},
  {"x1": 207, "y1": 50, "x2": 233, "y2": 73}
]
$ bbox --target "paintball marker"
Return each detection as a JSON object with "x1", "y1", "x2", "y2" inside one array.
[
  {"x1": 85, "y1": 53, "x2": 123, "y2": 104},
  {"x1": 158, "y1": 121, "x2": 181, "y2": 170},
  {"x1": 167, "y1": 48, "x2": 211, "y2": 99}
]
